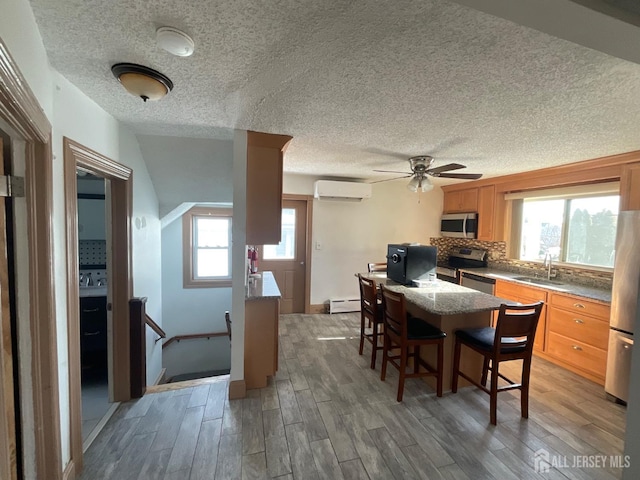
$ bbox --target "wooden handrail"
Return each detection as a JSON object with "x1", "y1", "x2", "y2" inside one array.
[
  {"x1": 145, "y1": 314, "x2": 166, "y2": 343},
  {"x1": 162, "y1": 331, "x2": 228, "y2": 349}
]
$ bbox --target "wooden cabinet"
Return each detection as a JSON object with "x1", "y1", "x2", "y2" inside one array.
[
  {"x1": 620, "y1": 162, "x2": 640, "y2": 211},
  {"x1": 246, "y1": 131, "x2": 293, "y2": 245},
  {"x1": 477, "y1": 185, "x2": 495, "y2": 241},
  {"x1": 494, "y1": 280, "x2": 547, "y2": 352},
  {"x1": 442, "y1": 188, "x2": 478, "y2": 213},
  {"x1": 80, "y1": 296, "x2": 108, "y2": 370},
  {"x1": 244, "y1": 297, "x2": 280, "y2": 389},
  {"x1": 546, "y1": 292, "x2": 610, "y2": 384}
]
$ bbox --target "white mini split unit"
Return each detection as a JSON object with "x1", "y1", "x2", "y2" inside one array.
[{"x1": 313, "y1": 180, "x2": 372, "y2": 202}]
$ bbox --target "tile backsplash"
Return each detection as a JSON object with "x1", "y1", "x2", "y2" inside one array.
[
  {"x1": 430, "y1": 237, "x2": 613, "y2": 290},
  {"x1": 79, "y1": 240, "x2": 106, "y2": 266}
]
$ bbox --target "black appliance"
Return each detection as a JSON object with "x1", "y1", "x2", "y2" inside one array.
[
  {"x1": 436, "y1": 246, "x2": 488, "y2": 284},
  {"x1": 386, "y1": 244, "x2": 437, "y2": 285},
  {"x1": 440, "y1": 213, "x2": 478, "y2": 239}
]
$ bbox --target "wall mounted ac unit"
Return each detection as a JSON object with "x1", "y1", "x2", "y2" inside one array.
[{"x1": 313, "y1": 180, "x2": 372, "y2": 202}]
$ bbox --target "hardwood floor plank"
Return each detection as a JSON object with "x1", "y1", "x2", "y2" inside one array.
[
  {"x1": 242, "y1": 452, "x2": 269, "y2": 480},
  {"x1": 276, "y1": 380, "x2": 302, "y2": 425},
  {"x1": 285, "y1": 422, "x2": 320, "y2": 480},
  {"x1": 108, "y1": 432, "x2": 155, "y2": 480},
  {"x1": 260, "y1": 381, "x2": 280, "y2": 411},
  {"x1": 124, "y1": 393, "x2": 156, "y2": 419},
  {"x1": 204, "y1": 380, "x2": 227, "y2": 420},
  {"x1": 151, "y1": 395, "x2": 189, "y2": 452},
  {"x1": 368, "y1": 426, "x2": 420, "y2": 480},
  {"x1": 137, "y1": 394, "x2": 173, "y2": 435},
  {"x1": 166, "y1": 406, "x2": 205, "y2": 473},
  {"x1": 295, "y1": 389, "x2": 329, "y2": 442},
  {"x1": 188, "y1": 384, "x2": 212, "y2": 408},
  {"x1": 136, "y1": 448, "x2": 172, "y2": 480},
  {"x1": 339, "y1": 459, "x2": 371, "y2": 480},
  {"x1": 215, "y1": 433, "x2": 242, "y2": 480},
  {"x1": 341, "y1": 413, "x2": 393, "y2": 480},
  {"x1": 317, "y1": 401, "x2": 359, "y2": 463},
  {"x1": 310, "y1": 438, "x2": 345, "y2": 480},
  {"x1": 164, "y1": 468, "x2": 191, "y2": 479},
  {"x1": 242, "y1": 394, "x2": 265, "y2": 455},
  {"x1": 401, "y1": 444, "x2": 445, "y2": 480},
  {"x1": 190, "y1": 419, "x2": 223, "y2": 480},
  {"x1": 438, "y1": 464, "x2": 471, "y2": 480},
  {"x1": 222, "y1": 397, "x2": 243, "y2": 436},
  {"x1": 263, "y1": 408, "x2": 291, "y2": 477}
]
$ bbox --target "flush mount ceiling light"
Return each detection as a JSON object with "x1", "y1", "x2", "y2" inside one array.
[
  {"x1": 156, "y1": 27, "x2": 195, "y2": 57},
  {"x1": 111, "y1": 63, "x2": 174, "y2": 102}
]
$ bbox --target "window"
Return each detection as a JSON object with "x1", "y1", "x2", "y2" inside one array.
[
  {"x1": 183, "y1": 207, "x2": 232, "y2": 287},
  {"x1": 512, "y1": 184, "x2": 619, "y2": 268},
  {"x1": 263, "y1": 208, "x2": 296, "y2": 260}
]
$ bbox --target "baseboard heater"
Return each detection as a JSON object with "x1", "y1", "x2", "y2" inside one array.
[{"x1": 329, "y1": 298, "x2": 360, "y2": 314}]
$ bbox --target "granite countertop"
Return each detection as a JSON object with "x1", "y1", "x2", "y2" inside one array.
[
  {"x1": 79, "y1": 286, "x2": 108, "y2": 298},
  {"x1": 361, "y1": 273, "x2": 513, "y2": 315},
  {"x1": 458, "y1": 267, "x2": 612, "y2": 304},
  {"x1": 246, "y1": 271, "x2": 282, "y2": 301}
]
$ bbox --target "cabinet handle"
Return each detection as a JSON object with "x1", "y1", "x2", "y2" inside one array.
[
  {"x1": 572, "y1": 345, "x2": 582, "y2": 351},
  {"x1": 82, "y1": 308, "x2": 100, "y2": 313},
  {"x1": 573, "y1": 303, "x2": 585, "y2": 309},
  {"x1": 84, "y1": 331, "x2": 101, "y2": 336},
  {"x1": 574, "y1": 318, "x2": 585, "y2": 324}
]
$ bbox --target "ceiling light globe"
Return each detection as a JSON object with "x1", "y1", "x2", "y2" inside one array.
[{"x1": 156, "y1": 27, "x2": 195, "y2": 57}]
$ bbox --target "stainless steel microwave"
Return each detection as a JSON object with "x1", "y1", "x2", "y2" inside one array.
[{"x1": 440, "y1": 213, "x2": 478, "y2": 238}]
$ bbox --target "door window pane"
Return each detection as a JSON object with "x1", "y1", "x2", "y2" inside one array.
[
  {"x1": 520, "y1": 199, "x2": 564, "y2": 261},
  {"x1": 263, "y1": 208, "x2": 296, "y2": 260},
  {"x1": 566, "y1": 196, "x2": 618, "y2": 267}
]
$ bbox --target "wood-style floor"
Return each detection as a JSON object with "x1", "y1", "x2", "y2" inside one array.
[{"x1": 80, "y1": 313, "x2": 627, "y2": 480}]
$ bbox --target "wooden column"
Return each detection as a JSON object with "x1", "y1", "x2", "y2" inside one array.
[{"x1": 129, "y1": 297, "x2": 148, "y2": 398}]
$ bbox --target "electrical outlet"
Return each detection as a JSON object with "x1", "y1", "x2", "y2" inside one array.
[{"x1": 315, "y1": 241, "x2": 322, "y2": 250}]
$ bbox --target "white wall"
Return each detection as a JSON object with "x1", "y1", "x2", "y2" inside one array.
[
  {"x1": 161, "y1": 216, "x2": 231, "y2": 378},
  {"x1": 283, "y1": 174, "x2": 443, "y2": 305}
]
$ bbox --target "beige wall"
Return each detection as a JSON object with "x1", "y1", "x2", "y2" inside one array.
[{"x1": 283, "y1": 174, "x2": 443, "y2": 305}]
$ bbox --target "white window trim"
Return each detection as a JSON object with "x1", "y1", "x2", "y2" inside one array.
[{"x1": 183, "y1": 206, "x2": 233, "y2": 288}]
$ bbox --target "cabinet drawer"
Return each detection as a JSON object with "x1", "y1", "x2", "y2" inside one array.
[
  {"x1": 495, "y1": 280, "x2": 546, "y2": 301},
  {"x1": 547, "y1": 332, "x2": 607, "y2": 378},
  {"x1": 548, "y1": 307, "x2": 609, "y2": 350},
  {"x1": 550, "y1": 293, "x2": 610, "y2": 320}
]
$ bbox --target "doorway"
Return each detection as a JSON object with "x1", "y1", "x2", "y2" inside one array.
[
  {"x1": 76, "y1": 173, "x2": 116, "y2": 447},
  {"x1": 258, "y1": 195, "x2": 312, "y2": 313}
]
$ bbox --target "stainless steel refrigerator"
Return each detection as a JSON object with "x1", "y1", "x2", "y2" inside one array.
[{"x1": 605, "y1": 210, "x2": 640, "y2": 403}]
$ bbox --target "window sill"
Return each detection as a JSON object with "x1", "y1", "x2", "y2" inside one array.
[{"x1": 184, "y1": 279, "x2": 232, "y2": 289}]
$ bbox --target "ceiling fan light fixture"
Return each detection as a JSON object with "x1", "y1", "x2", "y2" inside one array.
[
  {"x1": 111, "y1": 63, "x2": 174, "y2": 102},
  {"x1": 407, "y1": 175, "x2": 433, "y2": 193}
]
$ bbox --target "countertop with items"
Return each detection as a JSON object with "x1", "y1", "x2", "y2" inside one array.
[
  {"x1": 458, "y1": 267, "x2": 611, "y2": 304},
  {"x1": 362, "y1": 273, "x2": 514, "y2": 315},
  {"x1": 246, "y1": 271, "x2": 282, "y2": 301}
]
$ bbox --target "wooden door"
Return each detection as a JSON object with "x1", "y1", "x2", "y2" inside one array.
[
  {"x1": 259, "y1": 199, "x2": 307, "y2": 313},
  {"x1": 0, "y1": 137, "x2": 18, "y2": 480}
]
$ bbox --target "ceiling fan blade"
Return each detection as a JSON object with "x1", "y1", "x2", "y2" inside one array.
[
  {"x1": 370, "y1": 174, "x2": 412, "y2": 184},
  {"x1": 425, "y1": 163, "x2": 466, "y2": 175},
  {"x1": 373, "y1": 169, "x2": 411, "y2": 174},
  {"x1": 436, "y1": 173, "x2": 483, "y2": 180}
]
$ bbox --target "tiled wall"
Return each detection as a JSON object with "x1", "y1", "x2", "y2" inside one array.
[
  {"x1": 79, "y1": 240, "x2": 106, "y2": 266},
  {"x1": 430, "y1": 237, "x2": 613, "y2": 290}
]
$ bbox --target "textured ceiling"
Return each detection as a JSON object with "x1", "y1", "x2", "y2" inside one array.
[{"x1": 29, "y1": 0, "x2": 640, "y2": 183}]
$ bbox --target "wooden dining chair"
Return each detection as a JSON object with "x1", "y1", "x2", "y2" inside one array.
[
  {"x1": 451, "y1": 302, "x2": 544, "y2": 425},
  {"x1": 379, "y1": 284, "x2": 446, "y2": 401},
  {"x1": 357, "y1": 274, "x2": 384, "y2": 369}
]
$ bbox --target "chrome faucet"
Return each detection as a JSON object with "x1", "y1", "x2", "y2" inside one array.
[{"x1": 543, "y1": 253, "x2": 556, "y2": 280}]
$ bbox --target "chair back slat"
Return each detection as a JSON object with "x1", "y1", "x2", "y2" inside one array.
[
  {"x1": 494, "y1": 302, "x2": 543, "y2": 351},
  {"x1": 358, "y1": 274, "x2": 379, "y2": 322},
  {"x1": 380, "y1": 284, "x2": 406, "y2": 338}
]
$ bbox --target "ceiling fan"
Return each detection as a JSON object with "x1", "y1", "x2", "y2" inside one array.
[{"x1": 373, "y1": 155, "x2": 483, "y2": 192}]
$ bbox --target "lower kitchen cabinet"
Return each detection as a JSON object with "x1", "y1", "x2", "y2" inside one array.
[
  {"x1": 80, "y1": 296, "x2": 108, "y2": 371},
  {"x1": 546, "y1": 292, "x2": 610, "y2": 384},
  {"x1": 494, "y1": 280, "x2": 547, "y2": 352},
  {"x1": 244, "y1": 297, "x2": 280, "y2": 389}
]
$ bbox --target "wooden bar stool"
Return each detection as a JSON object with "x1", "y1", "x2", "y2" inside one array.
[
  {"x1": 357, "y1": 274, "x2": 384, "y2": 369},
  {"x1": 379, "y1": 284, "x2": 446, "y2": 401},
  {"x1": 451, "y1": 302, "x2": 544, "y2": 425}
]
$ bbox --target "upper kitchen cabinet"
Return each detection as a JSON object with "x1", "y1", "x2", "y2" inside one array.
[
  {"x1": 442, "y1": 187, "x2": 478, "y2": 213},
  {"x1": 620, "y1": 162, "x2": 640, "y2": 211},
  {"x1": 246, "y1": 131, "x2": 293, "y2": 246},
  {"x1": 77, "y1": 197, "x2": 106, "y2": 240}
]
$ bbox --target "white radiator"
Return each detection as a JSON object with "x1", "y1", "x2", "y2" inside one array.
[{"x1": 329, "y1": 297, "x2": 360, "y2": 314}]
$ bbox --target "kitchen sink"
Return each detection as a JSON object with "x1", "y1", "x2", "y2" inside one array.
[{"x1": 512, "y1": 276, "x2": 565, "y2": 286}]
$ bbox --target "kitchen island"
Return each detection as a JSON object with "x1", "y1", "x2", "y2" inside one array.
[
  {"x1": 245, "y1": 271, "x2": 281, "y2": 389},
  {"x1": 362, "y1": 273, "x2": 515, "y2": 391}
]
